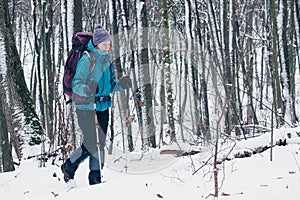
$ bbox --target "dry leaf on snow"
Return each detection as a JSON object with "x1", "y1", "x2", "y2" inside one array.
[
  {"x1": 221, "y1": 192, "x2": 231, "y2": 196},
  {"x1": 260, "y1": 184, "x2": 268, "y2": 187}
]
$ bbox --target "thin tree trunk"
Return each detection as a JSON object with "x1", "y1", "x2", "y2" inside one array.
[
  {"x1": 163, "y1": 0, "x2": 176, "y2": 142},
  {"x1": 112, "y1": 0, "x2": 133, "y2": 152},
  {"x1": 270, "y1": 0, "x2": 284, "y2": 126},
  {"x1": 296, "y1": 0, "x2": 300, "y2": 38},
  {"x1": 283, "y1": 0, "x2": 298, "y2": 124},
  {"x1": 195, "y1": 0, "x2": 210, "y2": 141},
  {"x1": 138, "y1": 3, "x2": 156, "y2": 149},
  {"x1": 74, "y1": 0, "x2": 82, "y2": 33},
  {"x1": 45, "y1": 0, "x2": 56, "y2": 151},
  {"x1": 0, "y1": 99, "x2": 14, "y2": 172}
]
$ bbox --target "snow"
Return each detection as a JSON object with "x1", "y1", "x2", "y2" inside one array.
[{"x1": 1, "y1": 127, "x2": 300, "y2": 200}]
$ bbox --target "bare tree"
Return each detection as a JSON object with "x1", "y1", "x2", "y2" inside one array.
[
  {"x1": 0, "y1": 99, "x2": 14, "y2": 172},
  {"x1": 281, "y1": 0, "x2": 298, "y2": 124},
  {"x1": 269, "y1": 0, "x2": 284, "y2": 126},
  {"x1": 111, "y1": 0, "x2": 134, "y2": 152},
  {"x1": 136, "y1": 2, "x2": 156, "y2": 149},
  {"x1": 74, "y1": 0, "x2": 82, "y2": 32},
  {"x1": 162, "y1": 0, "x2": 176, "y2": 142},
  {"x1": 0, "y1": 0, "x2": 43, "y2": 162}
]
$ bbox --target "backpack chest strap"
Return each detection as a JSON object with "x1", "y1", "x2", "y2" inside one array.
[{"x1": 95, "y1": 96, "x2": 111, "y2": 102}]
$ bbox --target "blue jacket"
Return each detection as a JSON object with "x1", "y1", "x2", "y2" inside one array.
[{"x1": 72, "y1": 39, "x2": 122, "y2": 111}]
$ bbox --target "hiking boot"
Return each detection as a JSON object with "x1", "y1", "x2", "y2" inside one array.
[
  {"x1": 88, "y1": 170, "x2": 101, "y2": 185},
  {"x1": 61, "y1": 168, "x2": 73, "y2": 183},
  {"x1": 61, "y1": 159, "x2": 76, "y2": 183}
]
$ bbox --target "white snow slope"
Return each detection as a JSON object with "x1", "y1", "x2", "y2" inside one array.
[{"x1": 1, "y1": 127, "x2": 300, "y2": 200}]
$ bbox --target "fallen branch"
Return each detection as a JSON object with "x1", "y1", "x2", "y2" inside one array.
[
  {"x1": 234, "y1": 124, "x2": 271, "y2": 132},
  {"x1": 234, "y1": 138, "x2": 287, "y2": 159},
  {"x1": 160, "y1": 150, "x2": 200, "y2": 157},
  {"x1": 25, "y1": 147, "x2": 64, "y2": 161}
]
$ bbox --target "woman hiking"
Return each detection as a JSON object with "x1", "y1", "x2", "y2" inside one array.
[{"x1": 61, "y1": 24, "x2": 131, "y2": 185}]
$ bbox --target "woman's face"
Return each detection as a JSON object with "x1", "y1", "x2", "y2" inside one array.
[{"x1": 97, "y1": 40, "x2": 112, "y2": 52}]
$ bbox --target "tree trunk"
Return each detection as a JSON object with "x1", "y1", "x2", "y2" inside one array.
[
  {"x1": 296, "y1": 0, "x2": 300, "y2": 36},
  {"x1": 289, "y1": 0, "x2": 298, "y2": 124},
  {"x1": 0, "y1": 99, "x2": 14, "y2": 172},
  {"x1": 270, "y1": 0, "x2": 284, "y2": 127},
  {"x1": 282, "y1": 0, "x2": 298, "y2": 124},
  {"x1": 74, "y1": 0, "x2": 82, "y2": 33},
  {"x1": 0, "y1": 0, "x2": 43, "y2": 161},
  {"x1": 195, "y1": 0, "x2": 211, "y2": 141},
  {"x1": 112, "y1": 0, "x2": 133, "y2": 152},
  {"x1": 122, "y1": 0, "x2": 134, "y2": 151},
  {"x1": 163, "y1": 0, "x2": 176, "y2": 142},
  {"x1": 137, "y1": 3, "x2": 156, "y2": 149}
]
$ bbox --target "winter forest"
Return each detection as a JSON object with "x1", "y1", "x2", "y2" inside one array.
[{"x1": 0, "y1": 0, "x2": 300, "y2": 198}]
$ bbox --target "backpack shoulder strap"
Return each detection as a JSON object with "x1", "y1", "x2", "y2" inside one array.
[{"x1": 83, "y1": 50, "x2": 96, "y2": 73}]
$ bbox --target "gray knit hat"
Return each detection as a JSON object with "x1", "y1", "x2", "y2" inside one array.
[{"x1": 92, "y1": 24, "x2": 111, "y2": 46}]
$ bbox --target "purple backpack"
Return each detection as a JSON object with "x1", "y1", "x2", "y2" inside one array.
[{"x1": 63, "y1": 32, "x2": 94, "y2": 104}]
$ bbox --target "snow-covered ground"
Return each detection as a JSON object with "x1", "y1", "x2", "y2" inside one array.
[{"x1": 1, "y1": 127, "x2": 300, "y2": 200}]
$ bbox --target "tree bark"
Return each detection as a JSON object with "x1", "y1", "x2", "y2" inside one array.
[
  {"x1": 0, "y1": 98, "x2": 14, "y2": 172},
  {"x1": 270, "y1": 0, "x2": 284, "y2": 127},
  {"x1": 0, "y1": 0, "x2": 43, "y2": 161},
  {"x1": 163, "y1": 0, "x2": 176, "y2": 142},
  {"x1": 112, "y1": 0, "x2": 134, "y2": 152},
  {"x1": 74, "y1": 0, "x2": 82, "y2": 33},
  {"x1": 137, "y1": 2, "x2": 156, "y2": 149}
]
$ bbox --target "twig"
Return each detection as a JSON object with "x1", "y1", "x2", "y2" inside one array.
[
  {"x1": 51, "y1": 191, "x2": 59, "y2": 197},
  {"x1": 192, "y1": 155, "x2": 214, "y2": 176},
  {"x1": 26, "y1": 147, "x2": 63, "y2": 160}
]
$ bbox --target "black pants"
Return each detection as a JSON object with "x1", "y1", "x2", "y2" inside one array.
[{"x1": 68, "y1": 109, "x2": 109, "y2": 172}]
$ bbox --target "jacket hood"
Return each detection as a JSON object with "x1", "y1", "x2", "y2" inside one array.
[{"x1": 87, "y1": 39, "x2": 96, "y2": 51}]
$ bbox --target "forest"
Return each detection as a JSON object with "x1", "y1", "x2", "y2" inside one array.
[{"x1": 0, "y1": 0, "x2": 299, "y2": 182}]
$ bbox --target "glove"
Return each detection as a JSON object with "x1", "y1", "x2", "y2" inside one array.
[
  {"x1": 117, "y1": 76, "x2": 132, "y2": 89},
  {"x1": 86, "y1": 79, "x2": 98, "y2": 96}
]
